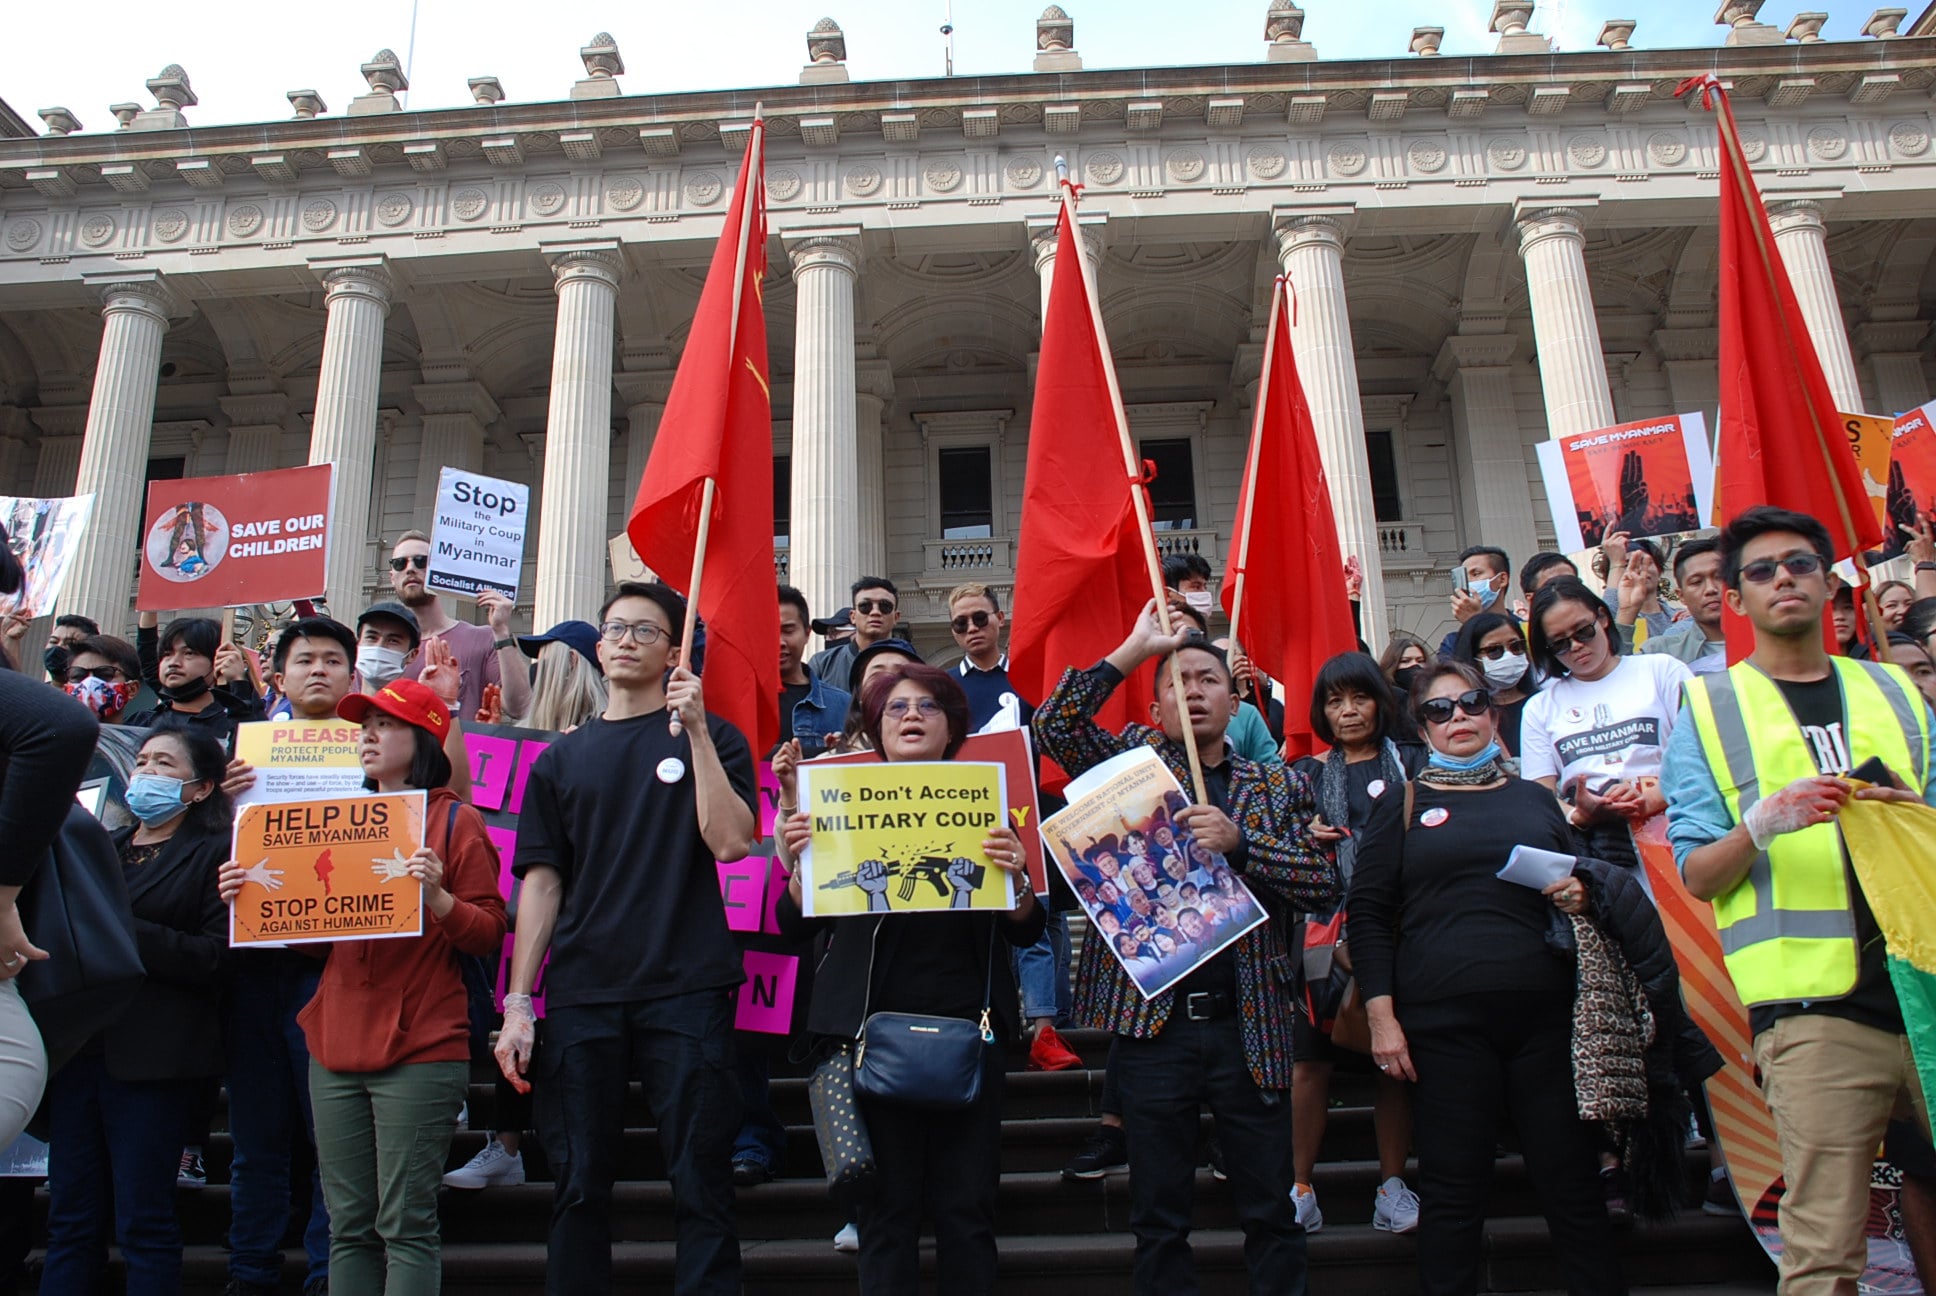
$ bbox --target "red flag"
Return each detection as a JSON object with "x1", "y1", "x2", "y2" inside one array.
[
  {"x1": 1008, "y1": 201, "x2": 1156, "y2": 737},
  {"x1": 1683, "y1": 76, "x2": 1882, "y2": 660},
  {"x1": 1220, "y1": 278, "x2": 1357, "y2": 760},
  {"x1": 626, "y1": 119, "x2": 778, "y2": 753}
]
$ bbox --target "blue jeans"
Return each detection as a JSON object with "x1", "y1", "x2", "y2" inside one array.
[
  {"x1": 40, "y1": 1053, "x2": 198, "y2": 1296},
  {"x1": 1013, "y1": 909, "x2": 1073, "y2": 1024},
  {"x1": 227, "y1": 956, "x2": 331, "y2": 1287},
  {"x1": 731, "y1": 1050, "x2": 786, "y2": 1170}
]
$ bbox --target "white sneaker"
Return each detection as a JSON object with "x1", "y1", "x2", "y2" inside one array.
[
  {"x1": 1373, "y1": 1176, "x2": 1421, "y2": 1234},
  {"x1": 442, "y1": 1139, "x2": 526, "y2": 1189},
  {"x1": 833, "y1": 1222, "x2": 860, "y2": 1253},
  {"x1": 455, "y1": 1101, "x2": 469, "y2": 1129},
  {"x1": 1291, "y1": 1184, "x2": 1324, "y2": 1233}
]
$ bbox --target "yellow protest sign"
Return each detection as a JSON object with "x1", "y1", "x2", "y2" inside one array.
[
  {"x1": 796, "y1": 760, "x2": 1011, "y2": 917},
  {"x1": 228, "y1": 792, "x2": 426, "y2": 945},
  {"x1": 233, "y1": 720, "x2": 365, "y2": 806},
  {"x1": 1841, "y1": 411, "x2": 1895, "y2": 530}
]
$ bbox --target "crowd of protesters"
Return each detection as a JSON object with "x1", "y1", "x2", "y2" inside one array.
[{"x1": 1, "y1": 506, "x2": 1932, "y2": 1296}]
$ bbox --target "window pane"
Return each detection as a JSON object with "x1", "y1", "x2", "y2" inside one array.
[
  {"x1": 1140, "y1": 439, "x2": 1195, "y2": 530},
  {"x1": 938, "y1": 446, "x2": 993, "y2": 539},
  {"x1": 774, "y1": 454, "x2": 791, "y2": 545},
  {"x1": 1365, "y1": 428, "x2": 1402, "y2": 522}
]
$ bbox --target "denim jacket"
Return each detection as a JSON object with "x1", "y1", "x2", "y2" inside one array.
[{"x1": 789, "y1": 667, "x2": 852, "y2": 754}]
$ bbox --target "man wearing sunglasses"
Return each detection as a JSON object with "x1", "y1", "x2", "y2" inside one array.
[
  {"x1": 386, "y1": 531, "x2": 531, "y2": 722},
  {"x1": 808, "y1": 575, "x2": 901, "y2": 691},
  {"x1": 1665, "y1": 506, "x2": 1936, "y2": 1296}
]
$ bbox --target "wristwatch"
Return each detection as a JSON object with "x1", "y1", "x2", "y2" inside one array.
[
  {"x1": 1917, "y1": 563, "x2": 1936, "y2": 574},
  {"x1": 494, "y1": 637, "x2": 517, "y2": 651}
]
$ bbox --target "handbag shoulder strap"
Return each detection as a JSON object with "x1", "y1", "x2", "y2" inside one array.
[{"x1": 1403, "y1": 780, "x2": 1416, "y2": 832}]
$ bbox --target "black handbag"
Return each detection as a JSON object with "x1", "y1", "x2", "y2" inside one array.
[
  {"x1": 807, "y1": 1044, "x2": 877, "y2": 1202},
  {"x1": 15, "y1": 804, "x2": 145, "y2": 1075},
  {"x1": 853, "y1": 923, "x2": 997, "y2": 1112}
]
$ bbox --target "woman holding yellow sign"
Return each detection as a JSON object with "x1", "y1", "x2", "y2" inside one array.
[{"x1": 773, "y1": 662, "x2": 1042, "y2": 1296}]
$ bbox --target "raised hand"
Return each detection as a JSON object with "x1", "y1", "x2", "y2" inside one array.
[
  {"x1": 475, "y1": 682, "x2": 503, "y2": 725},
  {"x1": 420, "y1": 637, "x2": 462, "y2": 707},
  {"x1": 1615, "y1": 451, "x2": 1650, "y2": 534},
  {"x1": 1344, "y1": 554, "x2": 1364, "y2": 600},
  {"x1": 1888, "y1": 460, "x2": 1917, "y2": 541}
]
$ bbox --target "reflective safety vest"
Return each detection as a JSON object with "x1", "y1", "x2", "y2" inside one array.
[{"x1": 1683, "y1": 657, "x2": 1930, "y2": 1009}]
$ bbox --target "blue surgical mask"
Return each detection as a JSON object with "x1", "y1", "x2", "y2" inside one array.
[
  {"x1": 1428, "y1": 740, "x2": 1503, "y2": 772},
  {"x1": 125, "y1": 774, "x2": 189, "y2": 826},
  {"x1": 1468, "y1": 576, "x2": 1501, "y2": 611}
]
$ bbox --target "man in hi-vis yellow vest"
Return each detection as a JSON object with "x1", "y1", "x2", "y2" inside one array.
[{"x1": 1663, "y1": 505, "x2": 1936, "y2": 1296}]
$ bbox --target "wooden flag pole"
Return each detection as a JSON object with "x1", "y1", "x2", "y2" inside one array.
[
  {"x1": 1225, "y1": 275, "x2": 1286, "y2": 665},
  {"x1": 1054, "y1": 157, "x2": 1208, "y2": 804},
  {"x1": 671, "y1": 107, "x2": 764, "y2": 737}
]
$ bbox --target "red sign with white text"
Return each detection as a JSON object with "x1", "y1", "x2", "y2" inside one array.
[{"x1": 137, "y1": 464, "x2": 332, "y2": 610}]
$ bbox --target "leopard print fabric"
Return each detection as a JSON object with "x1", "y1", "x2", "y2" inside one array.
[{"x1": 1569, "y1": 912, "x2": 1654, "y2": 1124}]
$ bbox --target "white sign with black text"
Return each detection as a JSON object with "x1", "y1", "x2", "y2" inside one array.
[{"x1": 427, "y1": 467, "x2": 528, "y2": 600}]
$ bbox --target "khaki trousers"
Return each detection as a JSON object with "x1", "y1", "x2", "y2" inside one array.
[{"x1": 1753, "y1": 1012, "x2": 1930, "y2": 1296}]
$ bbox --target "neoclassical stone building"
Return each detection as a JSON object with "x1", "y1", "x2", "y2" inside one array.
[{"x1": 3, "y1": 2, "x2": 1935, "y2": 658}]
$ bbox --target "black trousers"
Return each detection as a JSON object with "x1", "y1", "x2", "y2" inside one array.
[
  {"x1": 1405, "y1": 991, "x2": 1626, "y2": 1296},
  {"x1": 854, "y1": 1050, "x2": 1005, "y2": 1296},
  {"x1": 1115, "y1": 1015, "x2": 1306, "y2": 1296},
  {"x1": 534, "y1": 990, "x2": 743, "y2": 1296}
]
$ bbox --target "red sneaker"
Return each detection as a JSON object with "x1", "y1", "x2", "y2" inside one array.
[{"x1": 1029, "y1": 1024, "x2": 1083, "y2": 1072}]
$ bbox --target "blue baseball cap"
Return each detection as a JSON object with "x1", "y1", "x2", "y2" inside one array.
[{"x1": 518, "y1": 620, "x2": 603, "y2": 674}]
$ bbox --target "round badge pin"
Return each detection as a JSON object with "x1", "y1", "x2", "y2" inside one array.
[
  {"x1": 1420, "y1": 806, "x2": 1449, "y2": 828},
  {"x1": 656, "y1": 757, "x2": 686, "y2": 784},
  {"x1": 1367, "y1": 779, "x2": 1387, "y2": 799}
]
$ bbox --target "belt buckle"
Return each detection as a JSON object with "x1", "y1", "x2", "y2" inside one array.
[{"x1": 1184, "y1": 992, "x2": 1215, "y2": 1021}]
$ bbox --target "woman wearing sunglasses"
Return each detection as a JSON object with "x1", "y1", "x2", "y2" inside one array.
[
  {"x1": 1452, "y1": 612, "x2": 1537, "y2": 756},
  {"x1": 1348, "y1": 661, "x2": 1627, "y2": 1296},
  {"x1": 1520, "y1": 577, "x2": 1693, "y2": 871}
]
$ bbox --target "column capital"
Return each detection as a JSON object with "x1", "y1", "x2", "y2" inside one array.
[
  {"x1": 1025, "y1": 211, "x2": 1106, "y2": 272},
  {"x1": 1512, "y1": 200, "x2": 1597, "y2": 253},
  {"x1": 1764, "y1": 198, "x2": 1832, "y2": 235},
  {"x1": 782, "y1": 226, "x2": 862, "y2": 276},
  {"x1": 410, "y1": 379, "x2": 501, "y2": 424},
  {"x1": 218, "y1": 390, "x2": 290, "y2": 426},
  {"x1": 311, "y1": 255, "x2": 395, "y2": 308},
  {"x1": 615, "y1": 369, "x2": 676, "y2": 409},
  {"x1": 1271, "y1": 205, "x2": 1356, "y2": 258},
  {"x1": 542, "y1": 240, "x2": 623, "y2": 289},
  {"x1": 1653, "y1": 327, "x2": 1719, "y2": 362},
  {"x1": 81, "y1": 269, "x2": 180, "y2": 321},
  {"x1": 1854, "y1": 319, "x2": 1931, "y2": 356},
  {"x1": 1432, "y1": 332, "x2": 1518, "y2": 381}
]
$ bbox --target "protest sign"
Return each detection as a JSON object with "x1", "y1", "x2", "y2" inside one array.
[
  {"x1": 1877, "y1": 399, "x2": 1936, "y2": 561},
  {"x1": 1534, "y1": 413, "x2": 1714, "y2": 552},
  {"x1": 137, "y1": 465, "x2": 331, "y2": 611},
  {"x1": 610, "y1": 532, "x2": 653, "y2": 585},
  {"x1": 1840, "y1": 412, "x2": 1894, "y2": 534},
  {"x1": 228, "y1": 791, "x2": 426, "y2": 946},
  {"x1": 232, "y1": 720, "x2": 366, "y2": 806},
  {"x1": 1041, "y1": 748, "x2": 1268, "y2": 1001},
  {"x1": 796, "y1": 760, "x2": 1013, "y2": 917},
  {"x1": 0, "y1": 493, "x2": 94, "y2": 618},
  {"x1": 428, "y1": 467, "x2": 529, "y2": 599},
  {"x1": 465, "y1": 722, "x2": 555, "y2": 1012}
]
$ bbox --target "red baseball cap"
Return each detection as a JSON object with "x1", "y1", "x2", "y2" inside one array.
[{"x1": 337, "y1": 677, "x2": 451, "y2": 737}]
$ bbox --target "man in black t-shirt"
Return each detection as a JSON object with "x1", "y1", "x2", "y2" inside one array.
[{"x1": 495, "y1": 581, "x2": 759, "y2": 1296}]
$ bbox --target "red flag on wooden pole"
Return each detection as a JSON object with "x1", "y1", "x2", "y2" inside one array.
[
  {"x1": 626, "y1": 112, "x2": 778, "y2": 753},
  {"x1": 1221, "y1": 276, "x2": 1358, "y2": 760},
  {"x1": 1680, "y1": 75, "x2": 1883, "y2": 661}
]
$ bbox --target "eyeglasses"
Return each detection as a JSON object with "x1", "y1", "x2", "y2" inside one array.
[
  {"x1": 599, "y1": 620, "x2": 669, "y2": 645},
  {"x1": 1476, "y1": 641, "x2": 1527, "y2": 662},
  {"x1": 388, "y1": 555, "x2": 429, "y2": 572},
  {"x1": 856, "y1": 598, "x2": 897, "y2": 616},
  {"x1": 1418, "y1": 689, "x2": 1494, "y2": 726},
  {"x1": 1739, "y1": 553, "x2": 1826, "y2": 585},
  {"x1": 884, "y1": 697, "x2": 942, "y2": 719},
  {"x1": 950, "y1": 610, "x2": 992, "y2": 635},
  {"x1": 66, "y1": 665, "x2": 124, "y2": 683},
  {"x1": 1545, "y1": 620, "x2": 1602, "y2": 656}
]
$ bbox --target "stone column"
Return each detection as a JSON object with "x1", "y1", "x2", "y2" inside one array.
[
  {"x1": 1514, "y1": 203, "x2": 1618, "y2": 441},
  {"x1": 63, "y1": 273, "x2": 179, "y2": 627},
  {"x1": 306, "y1": 257, "x2": 394, "y2": 615},
  {"x1": 1767, "y1": 200, "x2": 1863, "y2": 413},
  {"x1": 783, "y1": 228, "x2": 863, "y2": 628},
  {"x1": 411, "y1": 380, "x2": 499, "y2": 511},
  {"x1": 534, "y1": 242, "x2": 621, "y2": 629},
  {"x1": 0, "y1": 408, "x2": 31, "y2": 497},
  {"x1": 1273, "y1": 209, "x2": 1387, "y2": 647},
  {"x1": 1027, "y1": 212, "x2": 1105, "y2": 327},
  {"x1": 1654, "y1": 328, "x2": 1722, "y2": 428},
  {"x1": 612, "y1": 370, "x2": 674, "y2": 584},
  {"x1": 855, "y1": 356, "x2": 895, "y2": 579},
  {"x1": 1435, "y1": 333, "x2": 1538, "y2": 564},
  {"x1": 219, "y1": 391, "x2": 290, "y2": 474},
  {"x1": 1855, "y1": 322, "x2": 1931, "y2": 416}
]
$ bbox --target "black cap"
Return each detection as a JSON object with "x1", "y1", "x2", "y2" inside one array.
[
  {"x1": 848, "y1": 637, "x2": 923, "y2": 693},
  {"x1": 356, "y1": 601, "x2": 421, "y2": 649},
  {"x1": 812, "y1": 606, "x2": 854, "y2": 636}
]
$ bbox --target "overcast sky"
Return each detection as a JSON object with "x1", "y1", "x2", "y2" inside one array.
[{"x1": 0, "y1": 1, "x2": 1899, "y2": 131}]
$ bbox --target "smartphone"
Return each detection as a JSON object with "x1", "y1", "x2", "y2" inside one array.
[
  {"x1": 1850, "y1": 755, "x2": 1902, "y2": 789},
  {"x1": 1449, "y1": 565, "x2": 1468, "y2": 593}
]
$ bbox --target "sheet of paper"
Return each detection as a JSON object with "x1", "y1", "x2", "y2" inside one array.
[{"x1": 1497, "y1": 844, "x2": 1577, "y2": 891}]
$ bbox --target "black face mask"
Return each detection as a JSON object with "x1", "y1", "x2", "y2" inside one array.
[
  {"x1": 43, "y1": 644, "x2": 71, "y2": 682},
  {"x1": 1391, "y1": 665, "x2": 1424, "y2": 697},
  {"x1": 159, "y1": 674, "x2": 212, "y2": 704}
]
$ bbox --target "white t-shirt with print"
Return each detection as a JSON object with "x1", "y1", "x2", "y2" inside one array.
[{"x1": 1520, "y1": 654, "x2": 1694, "y2": 792}]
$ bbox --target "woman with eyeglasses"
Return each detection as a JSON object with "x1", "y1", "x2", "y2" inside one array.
[
  {"x1": 773, "y1": 662, "x2": 1042, "y2": 1295},
  {"x1": 1451, "y1": 613, "x2": 1537, "y2": 756},
  {"x1": 1348, "y1": 661, "x2": 1627, "y2": 1296},
  {"x1": 1520, "y1": 577, "x2": 1693, "y2": 871}
]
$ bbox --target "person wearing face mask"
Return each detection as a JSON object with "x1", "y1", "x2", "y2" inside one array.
[
  {"x1": 1438, "y1": 547, "x2": 1521, "y2": 658},
  {"x1": 1377, "y1": 635, "x2": 1434, "y2": 737},
  {"x1": 1452, "y1": 614, "x2": 1538, "y2": 756},
  {"x1": 350, "y1": 601, "x2": 476, "y2": 806},
  {"x1": 62, "y1": 634, "x2": 143, "y2": 725},
  {"x1": 39, "y1": 722, "x2": 231, "y2": 1296},
  {"x1": 126, "y1": 613, "x2": 266, "y2": 753},
  {"x1": 386, "y1": 530, "x2": 530, "y2": 723},
  {"x1": 1163, "y1": 553, "x2": 1221, "y2": 626}
]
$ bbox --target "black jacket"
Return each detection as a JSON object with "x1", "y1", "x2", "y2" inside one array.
[
  {"x1": 99, "y1": 823, "x2": 230, "y2": 1082},
  {"x1": 777, "y1": 896, "x2": 1045, "y2": 1044}
]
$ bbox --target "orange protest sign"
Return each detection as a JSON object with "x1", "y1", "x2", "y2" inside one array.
[
  {"x1": 228, "y1": 791, "x2": 426, "y2": 946},
  {"x1": 1839, "y1": 411, "x2": 1894, "y2": 532}
]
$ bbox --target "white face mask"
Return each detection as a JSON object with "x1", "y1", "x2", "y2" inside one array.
[
  {"x1": 1184, "y1": 590, "x2": 1216, "y2": 617},
  {"x1": 1482, "y1": 653, "x2": 1527, "y2": 690},
  {"x1": 356, "y1": 644, "x2": 407, "y2": 687}
]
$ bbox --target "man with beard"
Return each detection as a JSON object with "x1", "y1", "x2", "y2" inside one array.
[{"x1": 387, "y1": 530, "x2": 531, "y2": 721}]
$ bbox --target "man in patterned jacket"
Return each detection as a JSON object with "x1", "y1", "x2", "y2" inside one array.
[{"x1": 1034, "y1": 600, "x2": 1338, "y2": 1296}]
